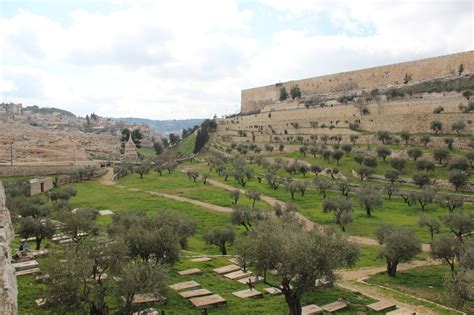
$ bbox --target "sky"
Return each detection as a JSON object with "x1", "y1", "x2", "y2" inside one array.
[{"x1": 0, "y1": 0, "x2": 473, "y2": 120}]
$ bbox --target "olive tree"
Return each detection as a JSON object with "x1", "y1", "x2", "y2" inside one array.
[
  {"x1": 357, "y1": 185, "x2": 382, "y2": 217},
  {"x1": 407, "y1": 148, "x2": 423, "y2": 161},
  {"x1": 18, "y1": 217, "x2": 55, "y2": 250},
  {"x1": 433, "y1": 148, "x2": 450, "y2": 164},
  {"x1": 203, "y1": 225, "x2": 235, "y2": 255},
  {"x1": 376, "y1": 147, "x2": 392, "y2": 161},
  {"x1": 237, "y1": 217, "x2": 359, "y2": 315},
  {"x1": 448, "y1": 170, "x2": 469, "y2": 192},
  {"x1": 231, "y1": 205, "x2": 265, "y2": 231},
  {"x1": 374, "y1": 225, "x2": 422, "y2": 277},
  {"x1": 430, "y1": 120, "x2": 443, "y2": 134},
  {"x1": 431, "y1": 235, "x2": 463, "y2": 273},
  {"x1": 322, "y1": 197, "x2": 353, "y2": 232},
  {"x1": 418, "y1": 214, "x2": 440, "y2": 241},
  {"x1": 444, "y1": 211, "x2": 474, "y2": 243}
]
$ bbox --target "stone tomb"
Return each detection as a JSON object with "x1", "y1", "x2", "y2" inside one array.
[
  {"x1": 263, "y1": 287, "x2": 282, "y2": 296},
  {"x1": 322, "y1": 300, "x2": 349, "y2": 313},
  {"x1": 169, "y1": 280, "x2": 201, "y2": 291},
  {"x1": 237, "y1": 275, "x2": 263, "y2": 284},
  {"x1": 98, "y1": 210, "x2": 114, "y2": 216},
  {"x1": 367, "y1": 301, "x2": 396, "y2": 312},
  {"x1": 232, "y1": 289, "x2": 263, "y2": 299},
  {"x1": 213, "y1": 264, "x2": 241, "y2": 275},
  {"x1": 178, "y1": 268, "x2": 203, "y2": 276},
  {"x1": 386, "y1": 309, "x2": 417, "y2": 315},
  {"x1": 223, "y1": 270, "x2": 253, "y2": 280},
  {"x1": 190, "y1": 257, "x2": 212, "y2": 262},
  {"x1": 16, "y1": 267, "x2": 41, "y2": 276},
  {"x1": 189, "y1": 294, "x2": 227, "y2": 309},
  {"x1": 13, "y1": 260, "x2": 38, "y2": 271},
  {"x1": 131, "y1": 293, "x2": 167, "y2": 305},
  {"x1": 179, "y1": 289, "x2": 212, "y2": 299},
  {"x1": 301, "y1": 304, "x2": 323, "y2": 315}
]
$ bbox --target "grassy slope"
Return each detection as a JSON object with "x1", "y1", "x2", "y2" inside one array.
[
  {"x1": 164, "y1": 133, "x2": 197, "y2": 157},
  {"x1": 367, "y1": 265, "x2": 473, "y2": 313},
  {"x1": 198, "y1": 164, "x2": 474, "y2": 243},
  {"x1": 17, "y1": 180, "x2": 383, "y2": 314}
]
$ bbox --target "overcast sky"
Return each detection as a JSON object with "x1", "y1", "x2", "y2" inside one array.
[{"x1": 0, "y1": 0, "x2": 472, "y2": 119}]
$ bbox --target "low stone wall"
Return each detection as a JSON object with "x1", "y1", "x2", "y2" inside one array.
[
  {"x1": 0, "y1": 162, "x2": 98, "y2": 177},
  {"x1": 0, "y1": 181, "x2": 18, "y2": 314}
]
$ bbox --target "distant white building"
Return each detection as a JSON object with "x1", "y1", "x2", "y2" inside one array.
[{"x1": 0, "y1": 103, "x2": 22, "y2": 115}]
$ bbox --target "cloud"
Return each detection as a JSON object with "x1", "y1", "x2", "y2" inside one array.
[{"x1": 0, "y1": 0, "x2": 472, "y2": 119}]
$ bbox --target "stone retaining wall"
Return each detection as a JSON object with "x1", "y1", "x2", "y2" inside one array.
[
  {"x1": 0, "y1": 181, "x2": 18, "y2": 314},
  {"x1": 0, "y1": 162, "x2": 98, "y2": 177},
  {"x1": 242, "y1": 50, "x2": 474, "y2": 113}
]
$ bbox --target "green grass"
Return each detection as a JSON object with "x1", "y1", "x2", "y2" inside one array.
[
  {"x1": 202, "y1": 166, "x2": 474, "y2": 243},
  {"x1": 138, "y1": 147, "x2": 157, "y2": 159},
  {"x1": 366, "y1": 264, "x2": 473, "y2": 313},
  {"x1": 18, "y1": 255, "x2": 378, "y2": 315},
  {"x1": 164, "y1": 133, "x2": 197, "y2": 157},
  {"x1": 117, "y1": 171, "x2": 270, "y2": 210}
]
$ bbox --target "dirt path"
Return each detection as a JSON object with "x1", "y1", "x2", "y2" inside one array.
[
  {"x1": 114, "y1": 184, "x2": 232, "y2": 214},
  {"x1": 205, "y1": 178, "x2": 432, "y2": 250},
  {"x1": 98, "y1": 167, "x2": 115, "y2": 185}
]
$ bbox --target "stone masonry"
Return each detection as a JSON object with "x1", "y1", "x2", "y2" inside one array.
[
  {"x1": 0, "y1": 181, "x2": 18, "y2": 314},
  {"x1": 241, "y1": 51, "x2": 474, "y2": 113}
]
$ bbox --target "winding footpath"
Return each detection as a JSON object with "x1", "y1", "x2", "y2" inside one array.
[{"x1": 98, "y1": 168, "x2": 451, "y2": 314}]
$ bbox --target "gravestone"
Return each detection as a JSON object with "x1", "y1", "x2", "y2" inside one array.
[
  {"x1": 264, "y1": 287, "x2": 282, "y2": 296},
  {"x1": 367, "y1": 301, "x2": 396, "y2": 312},
  {"x1": 213, "y1": 264, "x2": 240, "y2": 275},
  {"x1": 169, "y1": 280, "x2": 201, "y2": 291},
  {"x1": 232, "y1": 289, "x2": 263, "y2": 299},
  {"x1": 189, "y1": 294, "x2": 227, "y2": 308},
  {"x1": 322, "y1": 300, "x2": 349, "y2": 313},
  {"x1": 190, "y1": 257, "x2": 212, "y2": 262},
  {"x1": 302, "y1": 304, "x2": 323, "y2": 315},
  {"x1": 223, "y1": 270, "x2": 253, "y2": 280},
  {"x1": 178, "y1": 268, "x2": 202, "y2": 276},
  {"x1": 179, "y1": 289, "x2": 212, "y2": 299}
]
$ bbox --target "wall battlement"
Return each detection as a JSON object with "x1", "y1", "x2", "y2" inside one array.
[{"x1": 241, "y1": 50, "x2": 474, "y2": 113}]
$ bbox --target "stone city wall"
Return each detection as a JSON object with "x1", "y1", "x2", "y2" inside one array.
[
  {"x1": 0, "y1": 182, "x2": 18, "y2": 314},
  {"x1": 241, "y1": 51, "x2": 474, "y2": 113}
]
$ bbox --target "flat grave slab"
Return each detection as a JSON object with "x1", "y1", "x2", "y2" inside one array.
[
  {"x1": 302, "y1": 304, "x2": 323, "y2": 315},
  {"x1": 224, "y1": 270, "x2": 253, "y2": 280},
  {"x1": 58, "y1": 238, "x2": 74, "y2": 245},
  {"x1": 189, "y1": 294, "x2": 227, "y2": 309},
  {"x1": 99, "y1": 210, "x2": 115, "y2": 216},
  {"x1": 13, "y1": 260, "x2": 38, "y2": 271},
  {"x1": 52, "y1": 234, "x2": 69, "y2": 242},
  {"x1": 30, "y1": 250, "x2": 49, "y2": 257},
  {"x1": 322, "y1": 300, "x2": 349, "y2": 313},
  {"x1": 35, "y1": 298, "x2": 47, "y2": 307},
  {"x1": 16, "y1": 267, "x2": 41, "y2": 276},
  {"x1": 132, "y1": 308, "x2": 159, "y2": 315},
  {"x1": 169, "y1": 280, "x2": 201, "y2": 291},
  {"x1": 132, "y1": 293, "x2": 167, "y2": 305},
  {"x1": 179, "y1": 289, "x2": 212, "y2": 299},
  {"x1": 190, "y1": 257, "x2": 212, "y2": 262},
  {"x1": 213, "y1": 264, "x2": 240, "y2": 275},
  {"x1": 367, "y1": 300, "x2": 396, "y2": 312},
  {"x1": 264, "y1": 287, "x2": 282, "y2": 296},
  {"x1": 237, "y1": 275, "x2": 263, "y2": 284},
  {"x1": 386, "y1": 309, "x2": 417, "y2": 315},
  {"x1": 227, "y1": 257, "x2": 240, "y2": 264},
  {"x1": 178, "y1": 268, "x2": 203, "y2": 276},
  {"x1": 232, "y1": 289, "x2": 263, "y2": 299}
]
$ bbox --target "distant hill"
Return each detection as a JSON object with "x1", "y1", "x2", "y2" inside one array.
[
  {"x1": 24, "y1": 105, "x2": 76, "y2": 117},
  {"x1": 113, "y1": 117, "x2": 204, "y2": 134}
]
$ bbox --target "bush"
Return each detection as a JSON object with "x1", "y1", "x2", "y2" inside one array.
[
  {"x1": 279, "y1": 87, "x2": 288, "y2": 101},
  {"x1": 433, "y1": 106, "x2": 444, "y2": 114}
]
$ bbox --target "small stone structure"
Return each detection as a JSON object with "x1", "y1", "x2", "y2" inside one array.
[
  {"x1": 0, "y1": 181, "x2": 18, "y2": 314},
  {"x1": 29, "y1": 178, "x2": 54, "y2": 196},
  {"x1": 124, "y1": 133, "x2": 138, "y2": 160},
  {"x1": 301, "y1": 304, "x2": 323, "y2": 315},
  {"x1": 178, "y1": 268, "x2": 202, "y2": 276},
  {"x1": 212, "y1": 264, "x2": 240, "y2": 275},
  {"x1": 169, "y1": 280, "x2": 201, "y2": 291}
]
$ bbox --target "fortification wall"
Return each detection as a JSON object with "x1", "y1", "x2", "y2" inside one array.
[
  {"x1": 0, "y1": 161, "x2": 98, "y2": 177},
  {"x1": 242, "y1": 51, "x2": 474, "y2": 113},
  {"x1": 0, "y1": 182, "x2": 18, "y2": 314}
]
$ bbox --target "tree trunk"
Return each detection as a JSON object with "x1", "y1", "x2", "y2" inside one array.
[
  {"x1": 35, "y1": 236, "x2": 42, "y2": 250},
  {"x1": 366, "y1": 207, "x2": 372, "y2": 217},
  {"x1": 220, "y1": 243, "x2": 227, "y2": 255},
  {"x1": 387, "y1": 261, "x2": 398, "y2": 277},
  {"x1": 284, "y1": 293, "x2": 302, "y2": 315}
]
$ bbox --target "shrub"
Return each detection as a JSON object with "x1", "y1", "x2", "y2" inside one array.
[{"x1": 433, "y1": 106, "x2": 444, "y2": 114}]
